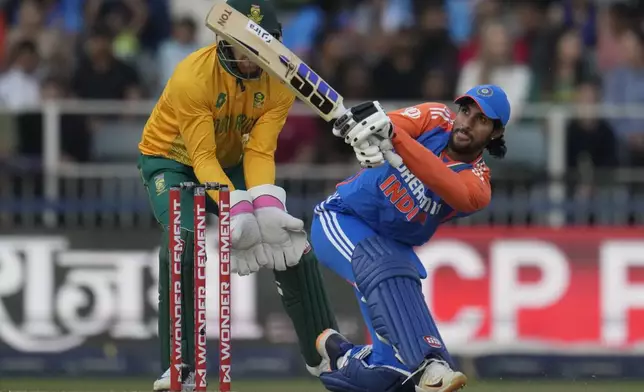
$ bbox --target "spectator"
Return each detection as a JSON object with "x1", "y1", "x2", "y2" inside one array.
[
  {"x1": 420, "y1": 68, "x2": 451, "y2": 101},
  {"x1": 157, "y1": 16, "x2": 199, "y2": 91},
  {"x1": 0, "y1": 9, "x2": 7, "y2": 67},
  {"x1": 514, "y1": 1, "x2": 552, "y2": 73},
  {"x1": 566, "y1": 78, "x2": 617, "y2": 173},
  {"x1": 456, "y1": 20, "x2": 531, "y2": 121},
  {"x1": 275, "y1": 116, "x2": 319, "y2": 164},
  {"x1": 17, "y1": 77, "x2": 91, "y2": 162},
  {"x1": 281, "y1": 4, "x2": 324, "y2": 59},
  {"x1": 533, "y1": 27, "x2": 592, "y2": 103},
  {"x1": 456, "y1": 0, "x2": 525, "y2": 67},
  {"x1": 137, "y1": 0, "x2": 172, "y2": 53},
  {"x1": 352, "y1": 0, "x2": 414, "y2": 35},
  {"x1": 596, "y1": 2, "x2": 635, "y2": 73},
  {"x1": 309, "y1": 30, "x2": 349, "y2": 88},
  {"x1": 335, "y1": 57, "x2": 374, "y2": 100},
  {"x1": 0, "y1": 40, "x2": 40, "y2": 109},
  {"x1": 42, "y1": 0, "x2": 85, "y2": 35},
  {"x1": 104, "y1": 1, "x2": 142, "y2": 62},
  {"x1": 71, "y1": 27, "x2": 141, "y2": 99},
  {"x1": 169, "y1": 0, "x2": 217, "y2": 46},
  {"x1": 603, "y1": 26, "x2": 644, "y2": 166},
  {"x1": 371, "y1": 29, "x2": 423, "y2": 100},
  {"x1": 444, "y1": 0, "x2": 476, "y2": 45},
  {"x1": 561, "y1": 0, "x2": 597, "y2": 48},
  {"x1": 312, "y1": 118, "x2": 355, "y2": 165},
  {"x1": 566, "y1": 78, "x2": 618, "y2": 222},
  {"x1": 5, "y1": 0, "x2": 65, "y2": 72},
  {"x1": 414, "y1": 1, "x2": 458, "y2": 98}
]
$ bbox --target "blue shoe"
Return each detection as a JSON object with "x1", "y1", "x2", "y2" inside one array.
[{"x1": 313, "y1": 328, "x2": 356, "y2": 375}]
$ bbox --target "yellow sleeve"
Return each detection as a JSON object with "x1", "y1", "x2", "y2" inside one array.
[
  {"x1": 172, "y1": 74, "x2": 234, "y2": 201},
  {"x1": 243, "y1": 89, "x2": 295, "y2": 188}
]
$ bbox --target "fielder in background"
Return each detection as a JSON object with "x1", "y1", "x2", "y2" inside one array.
[
  {"x1": 137, "y1": 0, "x2": 337, "y2": 390},
  {"x1": 310, "y1": 85, "x2": 511, "y2": 392}
]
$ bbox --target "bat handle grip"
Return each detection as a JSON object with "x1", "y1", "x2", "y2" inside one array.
[
  {"x1": 383, "y1": 149, "x2": 403, "y2": 168},
  {"x1": 334, "y1": 105, "x2": 404, "y2": 168},
  {"x1": 367, "y1": 136, "x2": 403, "y2": 168}
]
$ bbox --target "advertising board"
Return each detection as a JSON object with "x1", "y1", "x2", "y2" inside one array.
[{"x1": 1, "y1": 227, "x2": 643, "y2": 378}]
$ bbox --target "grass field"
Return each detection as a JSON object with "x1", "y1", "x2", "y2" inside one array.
[{"x1": 3, "y1": 378, "x2": 644, "y2": 392}]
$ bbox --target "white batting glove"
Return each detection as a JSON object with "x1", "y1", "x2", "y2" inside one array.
[
  {"x1": 249, "y1": 184, "x2": 307, "y2": 271},
  {"x1": 353, "y1": 140, "x2": 386, "y2": 168},
  {"x1": 333, "y1": 101, "x2": 393, "y2": 147},
  {"x1": 229, "y1": 190, "x2": 269, "y2": 276}
]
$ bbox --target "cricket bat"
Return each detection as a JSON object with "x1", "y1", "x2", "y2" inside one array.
[{"x1": 204, "y1": 1, "x2": 403, "y2": 168}]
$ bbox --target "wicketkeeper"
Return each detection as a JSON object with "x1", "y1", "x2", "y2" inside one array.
[{"x1": 137, "y1": 0, "x2": 337, "y2": 390}]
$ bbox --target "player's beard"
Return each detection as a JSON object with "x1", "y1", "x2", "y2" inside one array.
[
  {"x1": 448, "y1": 128, "x2": 490, "y2": 156},
  {"x1": 231, "y1": 47, "x2": 260, "y2": 76},
  {"x1": 236, "y1": 57, "x2": 259, "y2": 75}
]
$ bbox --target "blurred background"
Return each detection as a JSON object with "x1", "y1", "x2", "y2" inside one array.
[{"x1": 1, "y1": 0, "x2": 644, "y2": 391}]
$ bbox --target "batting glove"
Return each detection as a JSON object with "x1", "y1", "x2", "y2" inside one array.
[
  {"x1": 333, "y1": 101, "x2": 393, "y2": 147},
  {"x1": 229, "y1": 190, "x2": 269, "y2": 276},
  {"x1": 248, "y1": 184, "x2": 307, "y2": 271},
  {"x1": 352, "y1": 140, "x2": 387, "y2": 168}
]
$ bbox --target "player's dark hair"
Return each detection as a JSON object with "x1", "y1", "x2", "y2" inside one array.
[{"x1": 486, "y1": 120, "x2": 506, "y2": 159}]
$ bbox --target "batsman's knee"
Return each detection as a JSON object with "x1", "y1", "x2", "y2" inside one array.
[
  {"x1": 350, "y1": 235, "x2": 452, "y2": 370},
  {"x1": 352, "y1": 235, "x2": 420, "y2": 296}
]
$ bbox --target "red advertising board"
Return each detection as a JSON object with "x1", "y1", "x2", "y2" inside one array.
[{"x1": 409, "y1": 227, "x2": 644, "y2": 353}]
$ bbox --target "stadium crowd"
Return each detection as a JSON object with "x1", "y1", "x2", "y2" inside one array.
[{"x1": 0, "y1": 0, "x2": 643, "y2": 169}]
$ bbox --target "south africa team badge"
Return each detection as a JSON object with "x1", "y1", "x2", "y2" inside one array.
[
  {"x1": 248, "y1": 5, "x2": 263, "y2": 23},
  {"x1": 154, "y1": 174, "x2": 166, "y2": 195},
  {"x1": 253, "y1": 92, "x2": 265, "y2": 108}
]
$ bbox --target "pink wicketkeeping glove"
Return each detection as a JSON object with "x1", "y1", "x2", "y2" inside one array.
[
  {"x1": 248, "y1": 184, "x2": 307, "y2": 271},
  {"x1": 229, "y1": 190, "x2": 268, "y2": 276}
]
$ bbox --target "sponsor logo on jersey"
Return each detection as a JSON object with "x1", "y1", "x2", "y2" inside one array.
[{"x1": 378, "y1": 164, "x2": 444, "y2": 223}]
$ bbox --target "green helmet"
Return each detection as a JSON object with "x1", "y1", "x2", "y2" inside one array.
[{"x1": 217, "y1": 0, "x2": 282, "y2": 80}]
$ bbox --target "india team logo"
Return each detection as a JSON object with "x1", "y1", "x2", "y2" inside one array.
[{"x1": 476, "y1": 86, "x2": 493, "y2": 97}]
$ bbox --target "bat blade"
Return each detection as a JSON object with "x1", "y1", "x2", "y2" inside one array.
[
  {"x1": 205, "y1": 2, "x2": 345, "y2": 121},
  {"x1": 204, "y1": 2, "x2": 403, "y2": 168}
]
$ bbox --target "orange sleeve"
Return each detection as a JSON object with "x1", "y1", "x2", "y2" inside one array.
[
  {"x1": 391, "y1": 129, "x2": 491, "y2": 213},
  {"x1": 388, "y1": 103, "x2": 454, "y2": 138}
]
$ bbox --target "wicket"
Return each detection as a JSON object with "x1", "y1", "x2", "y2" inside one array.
[{"x1": 168, "y1": 182, "x2": 231, "y2": 392}]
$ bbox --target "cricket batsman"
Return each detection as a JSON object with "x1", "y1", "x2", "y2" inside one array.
[
  {"x1": 137, "y1": 0, "x2": 337, "y2": 389},
  {"x1": 309, "y1": 85, "x2": 511, "y2": 392}
]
